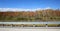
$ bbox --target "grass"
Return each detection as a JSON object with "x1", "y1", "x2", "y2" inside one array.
[{"x1": 0, "y1": 16, "x2": 60, "y2": 22}]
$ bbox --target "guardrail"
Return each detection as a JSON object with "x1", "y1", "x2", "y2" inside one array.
[
  {"x1": 0, "y1": 22, "x2": 60, "y2": 24},
  {"x1": 0, "y1": 22, "x2": 60, "y2": 27}
]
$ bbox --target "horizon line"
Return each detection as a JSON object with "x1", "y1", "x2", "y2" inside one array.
[{"x1": 0, "y1": 7, "x2": 60, "y2": 12}]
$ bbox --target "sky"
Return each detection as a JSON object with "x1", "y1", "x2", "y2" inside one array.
[{"x1": 0, "y1": 0, "x2": 60, "y2": 11}]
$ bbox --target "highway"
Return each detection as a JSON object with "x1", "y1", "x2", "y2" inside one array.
[
  {"x1": 0, "y1": 27, "x2": 60, "y2": 31},
  {"x1": 0, "y1": 21, "x2": 60, "y2": 31}
]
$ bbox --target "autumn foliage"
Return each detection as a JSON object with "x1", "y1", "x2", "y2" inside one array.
[{"x1": 0, "y1": 9, "x2": 60, "y2": 22}]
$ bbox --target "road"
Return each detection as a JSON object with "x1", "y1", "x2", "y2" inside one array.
[
  {"x1": 0, "y1": 27, "x2": 60, "y2": 31},
  {"x1": 0, "y1": 21, "x2": 60, "y2": 31}
]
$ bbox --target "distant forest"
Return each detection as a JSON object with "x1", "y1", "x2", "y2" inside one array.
[{"x1": 0, "y1": 9, "x2": 60, "y2": 22}]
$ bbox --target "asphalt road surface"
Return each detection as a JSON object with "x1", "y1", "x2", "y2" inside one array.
[{"x1": 0, "y1": 27, "x2": 60, "y2": 31}]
